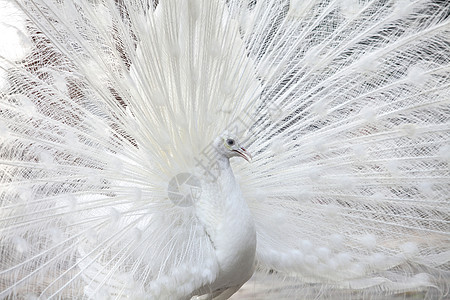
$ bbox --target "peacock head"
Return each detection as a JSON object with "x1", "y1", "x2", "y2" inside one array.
[{"x1": 214, "y1": 133, "x2": 252, "y2": 162}]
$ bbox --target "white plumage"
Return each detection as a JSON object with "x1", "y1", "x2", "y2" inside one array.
[{"x1": 0, "y1": 0, "x2": 449, "y2": 299}]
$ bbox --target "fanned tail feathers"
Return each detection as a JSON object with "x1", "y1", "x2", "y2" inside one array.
[{"x1": 0, "y1": 0, "x2": 449, "y2": 299}]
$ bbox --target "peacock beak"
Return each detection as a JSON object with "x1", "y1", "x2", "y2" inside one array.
[{"x1": 234, "y1": 147, "x2": 252, "y2": 162}]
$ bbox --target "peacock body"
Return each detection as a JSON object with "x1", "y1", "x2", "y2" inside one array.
[{"x1": 0, "y1": 0, "x2": 449, "y2": 299}]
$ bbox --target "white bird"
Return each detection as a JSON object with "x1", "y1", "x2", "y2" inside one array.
[{"x1": 0, "y1": 0, "x2": 449, "y2": 299}]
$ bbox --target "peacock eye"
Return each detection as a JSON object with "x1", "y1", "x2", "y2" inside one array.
[{"x1": 226, "y1": 139, "x2": 235, "y2": 146}]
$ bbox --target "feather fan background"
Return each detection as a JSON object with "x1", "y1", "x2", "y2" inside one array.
[{"x1": 0, "y1": 0, "x2": 449, "y2": 299}]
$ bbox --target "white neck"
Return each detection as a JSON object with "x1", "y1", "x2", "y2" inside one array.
[{"x1": 195, "y1": 155, "x2": 257, "y2": 290}]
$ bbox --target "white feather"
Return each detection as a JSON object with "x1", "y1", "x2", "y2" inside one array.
[{"x1": 1, "y1": 0, "x2": 449, "y2": 299}]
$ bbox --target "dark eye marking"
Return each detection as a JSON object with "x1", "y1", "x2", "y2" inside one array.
[{"x1": 226, "y1": 139, "x2": 235, "y2": 146}]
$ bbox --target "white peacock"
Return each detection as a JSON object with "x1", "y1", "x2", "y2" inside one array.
[{"x1": 0, "y1": 0, "x2": 449, "y2": 299}]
